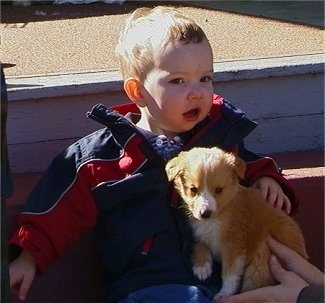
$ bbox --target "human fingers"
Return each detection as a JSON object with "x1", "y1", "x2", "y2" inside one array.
[
  {"x1": 267, "y1": 237, "x2": 301, "y2": 265},
  {"x1": 215, "y1": 256, "x2": 286, "y2": 303},
  {"x1": 264, "y1": 183, "x2": 277, "y2": 206},
  {"x1": 216, "y1": 256, "x2": 308, "y2": 303},
  {"x1": 281, "y1": 194, "x2": 291, "y2": 214},
  {"x1": 10, "y1": 271, "x2": 34, "y2": 301},
  {"x1": 269, "y1": 254, "x2": 306, "y2": 288},
  {"x1": 215, "y1": 285, "x2": 276, "y2": 303},
  {"x1": 18, "y1": 272, "x2": 35, "y2": 301},
  {"x1": 10, "y1": 274, "x2": 22, "y2": 298},
  {"x1": 269, "y1": 255, "x2": 308, "y2": 296},
  {"x1": 252, "y1": 177, "x2": 282, "y2": 208},
  {"x1": 272, "y1": 193, "x2": 291, "y2": 214},
  {"x1": 267, "y1": 237, "x2": 324, "y2": 286},
  {"x1": 263, "y1": 182, "x2": 285, "y2": 209},
  {"x1": 269, "y1": 255, "x2": 287, "y2": 281},
  {"x1": 9, "y1": 253, "x2": 36, "y2": 301},
  {"x1": 9, "y1": 262, "x2": 23, "y2": 295}
]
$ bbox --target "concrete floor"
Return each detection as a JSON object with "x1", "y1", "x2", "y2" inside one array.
[{"x1": 1, "y1": 1, "x2": 324, "y2": 77}]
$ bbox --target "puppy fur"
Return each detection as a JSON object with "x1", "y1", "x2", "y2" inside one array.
[{"x1": 165, "y1": 147, "x2": 307, "y2": 300}]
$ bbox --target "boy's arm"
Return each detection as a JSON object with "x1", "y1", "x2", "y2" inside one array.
[
  {"x1": 9, "y1": 150, "x2": 99, "y2": 273},
  {"x1": 237, "y1": 143, "x2": 299, "y2": 215}
]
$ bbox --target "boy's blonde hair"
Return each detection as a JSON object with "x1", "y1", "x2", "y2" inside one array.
[{"x1": 115, "y1": 6, "x2": 209, "y2": 82}]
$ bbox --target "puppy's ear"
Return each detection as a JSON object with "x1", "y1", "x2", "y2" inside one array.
[
  {"x1": 165, "y1": 153, "x2": 185, "y2": 181},
  {"x1": 234, "y1": 156, "x2": 246, "y2": 180}
]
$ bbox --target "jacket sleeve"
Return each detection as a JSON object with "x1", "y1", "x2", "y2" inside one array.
[
  {"x1": 297, "y1": 286, "x2": 324, "y2": 303},
  {"x1": 9, "y1": 146, "x2": 99, "y2": 272},
  {"x1": 237, "y1": 142, "x2": 300, "y2": 215}
]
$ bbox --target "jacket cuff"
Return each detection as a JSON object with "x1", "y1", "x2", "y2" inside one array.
[
  {"x1": 297, "y1": 286, "x2": 325, "y2": 303},
  {"x1": 9, "y1": 225, "x2": 57, "y2": 273}
]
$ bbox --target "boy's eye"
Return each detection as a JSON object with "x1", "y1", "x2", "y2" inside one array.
[
  {"x1": 201, "y1": 76, "x2": 212, "y2": 83},
  {"x1": 170, "y1": 78, "x2": 185, "y2": 84}
]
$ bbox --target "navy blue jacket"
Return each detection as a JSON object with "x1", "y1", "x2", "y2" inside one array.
[{"x1": 10, "y1": 95, "x2": 299, "y2": 302}]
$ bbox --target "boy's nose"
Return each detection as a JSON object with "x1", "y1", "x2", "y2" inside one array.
[{"x1": 188, "y1": 83, "x2": 203, "y2": 99}]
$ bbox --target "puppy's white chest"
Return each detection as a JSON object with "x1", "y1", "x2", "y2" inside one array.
[{"x1": 191, "y1": 220, "x2": 222, "y2": 259}]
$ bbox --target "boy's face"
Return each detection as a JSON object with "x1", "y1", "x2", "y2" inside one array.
[{"x1": 138, "y1": 39, "x2": 214, "y2": 139}]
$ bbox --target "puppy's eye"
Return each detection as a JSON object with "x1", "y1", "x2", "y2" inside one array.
[
  {"x1": 190, "y1": 187, "x2": 198, "y2": 195},
  {"x1": 215, "y1": 187, "x2": 223, "y2": 194}
]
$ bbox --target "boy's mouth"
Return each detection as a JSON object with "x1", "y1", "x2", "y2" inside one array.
[{"x1": 183, "y1": 108, "x2": 200, "y2": 120}]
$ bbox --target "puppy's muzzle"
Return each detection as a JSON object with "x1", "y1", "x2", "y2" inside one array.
[{"x1": 200, "y1": 209, "x2": 212, "y2": 219}]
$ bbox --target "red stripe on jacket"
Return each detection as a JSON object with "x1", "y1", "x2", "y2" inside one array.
[{"x1": 10, "y1": 135, "x2": 148, "y2": 272}]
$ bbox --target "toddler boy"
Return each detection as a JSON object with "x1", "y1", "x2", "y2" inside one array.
[{"x1": 9, "y1": 6, "x2": 297, "y2": 303}]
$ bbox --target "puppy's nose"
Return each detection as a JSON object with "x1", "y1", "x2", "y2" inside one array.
[{"x1": 200, "y1": 209, "x2": 212, "y2": 219}]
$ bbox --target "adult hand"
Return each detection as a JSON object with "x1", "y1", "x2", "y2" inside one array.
[
  {"x1": 216, "y1": 254, "x2": 308, "y2": 302},
  {"x1": 215, "y1": 238, "x2": 324, "y2": 303},
  {"x1": 252, "y1": 176, "x2": 291, "y2": 214},
  {"x1": 9, "y1": 250, "x2": 36, "y2": 301},
  {"x1": 267, "y1": 236, "x2": 323, "y2": 287}
]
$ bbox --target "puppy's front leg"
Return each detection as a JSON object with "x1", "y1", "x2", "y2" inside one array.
[
  {"x1": 192, "y1": 242, "x2": 213, "y2": 281},
  {"x1": 213, "y1": 253, "x2": 245, "y2": 301}
]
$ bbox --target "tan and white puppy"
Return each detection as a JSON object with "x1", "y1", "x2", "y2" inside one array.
[{"x1": 166, "y1": 147, "x2": 307, "y2": 301}]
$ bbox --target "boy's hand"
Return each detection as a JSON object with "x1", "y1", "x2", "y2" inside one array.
[
  {"x1": 9, "y1": 250, "x2": 36, "y2": 301},
  {"x1": 251, "y1": 176, "x2": 291, "y2": 214}
]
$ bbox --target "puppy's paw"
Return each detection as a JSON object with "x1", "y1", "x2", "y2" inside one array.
[
  {"x1": 192, "y1": 242, "x2": 213, "y2": 280},
  {"x1": 212, "y1": 275, "x2": 241, "y2": 301},
  {"x1": 193, "y1": 261, "x2": 212, "y2": 281},
  {"x1": 212, "y1": 291, "x2": 228, "y2": 302}
]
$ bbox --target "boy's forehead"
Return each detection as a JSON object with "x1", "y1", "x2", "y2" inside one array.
[{"x1": 155, "y1": 40, "x2": 213, "y2": 70}]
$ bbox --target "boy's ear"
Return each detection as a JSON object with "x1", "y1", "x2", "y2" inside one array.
[{"x1": 124, "y1": 78, "x2": 146, "y2": 107}]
